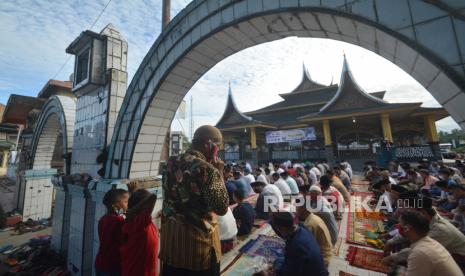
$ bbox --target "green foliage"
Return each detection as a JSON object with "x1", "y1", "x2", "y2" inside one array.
[{"x1": 438, "y1": 129, "x2": 465, "y2": 144}]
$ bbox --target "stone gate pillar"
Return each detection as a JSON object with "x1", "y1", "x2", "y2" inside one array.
[{"x1": 64, "y1": 23, "x2": 128, "y2": 276}]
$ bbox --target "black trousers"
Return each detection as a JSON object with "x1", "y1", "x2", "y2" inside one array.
[{"x1": 161, "y1": 250, "x2": 220, "y2": 276}]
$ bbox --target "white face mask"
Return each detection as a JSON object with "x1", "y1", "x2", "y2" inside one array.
[{"x1": 114, "y1": 206, "x2": 125, "y2": 216}]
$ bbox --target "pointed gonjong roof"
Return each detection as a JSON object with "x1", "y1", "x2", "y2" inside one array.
[
  {"x1": 215, "y1": 57, "x2": 448, "y2": 129},
  {"x1": 247, "y1": 64, "x2": 337, "y2": 116},
  {"x1": 298, "y1": 55, "x2": 424, "y2": 121},
  {"x1": 291, "y1": 63, "x2": 327, "y2": 92},
  {"x1": 319, "y1": 55, "x2": 389, "y2": 113},
  {"x1": 215, "y1": 83, "x2": 267, "y2": 130}
]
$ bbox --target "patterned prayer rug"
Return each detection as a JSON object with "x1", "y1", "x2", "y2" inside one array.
[
  {"x1": 239, "y1": 234, "x2": 285, "y2": 263},
  {"x1": 345, "y1": 246, "x2": 389, "y2": 273},
  {"x1": 221, "y1": 254, "x2": 270, "y2": 276},
  {"x1": 346, "y1": 193, "x2": 386, "y2": 249},
  {"x1": 229, "y1": 194, "x2": 259, "y2": 210},
  {"x1": 347, "y1": 210, "x2": 385, "y2": 249}
]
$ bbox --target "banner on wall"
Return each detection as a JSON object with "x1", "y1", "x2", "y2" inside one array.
[{"x1": 265, "y1": 127, "x2": 316, "y2": 144}]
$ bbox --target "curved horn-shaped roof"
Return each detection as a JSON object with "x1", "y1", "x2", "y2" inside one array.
[
  {"x1": 215, "y1": 83, "x2": 260, "y2": 129},
  {"x1": 319, "y1": 55, "x2": 388, "y2": 113}
]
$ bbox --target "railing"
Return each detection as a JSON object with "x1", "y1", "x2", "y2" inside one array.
[
  {"x1": 394, "y1": 145, "x2": 434, "y2": 161},
  {"x1": 337, "y1": 149, "x2": 376, "y2": 159},
  {"x1": 258, "y1": 151, "x2": 269, "y2": 162},
  {"x1": 271, "y1": 150, "x2": 299, "y2": 160},
  {"x1": 302, "y1": 149, "x2": 325, "y2": 160},
  {"x1": 224, "y1": 152, "x2": 239, "y2": 161}
]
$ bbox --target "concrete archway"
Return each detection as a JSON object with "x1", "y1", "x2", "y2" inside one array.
[
  {"x1": 30, "y1": 95, "x2": 76, "y2": 173},
  {"x1": 107, "y1": 0, "x2": 465, "y2": 179},
  {"x1": 24, "y1": 95, "x2": 76, "y2": 253}
]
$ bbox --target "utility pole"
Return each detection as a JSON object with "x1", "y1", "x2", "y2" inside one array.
[
  {"x1": 161, "y1": 0, "x2": 171, "y2": 162},
  {"x1": 162, "y1": 0, "x2": 171, "y2": 30},
  {"x1": 190, "y1": 95, "x2": 194, "y2": 141}
]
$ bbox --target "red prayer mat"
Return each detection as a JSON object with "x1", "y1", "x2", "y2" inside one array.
[
  {"x1": 345, "y1": 246, "x2": 389, "y2": 274},
  {"x1": 339, "y1": 272, "x2": 357, "y2": 276},
  {"x1": 229, "y1": 194, "x2": 259, "y2": 210}
]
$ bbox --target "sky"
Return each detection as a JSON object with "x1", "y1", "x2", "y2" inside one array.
[{"x1": 0, "y1": 0, "x2": 460, "y2": 135}]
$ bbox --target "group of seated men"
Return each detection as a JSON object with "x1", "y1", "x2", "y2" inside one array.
[
  {"x1": 365, "y1": 159, "x2": 465, "y2": 275},
  {"x1": 217, "y1": 158, "x2": 465, "y2": 275},
  {"x1": 217, "y1": 160, "x2": 353, "y2": 275}
]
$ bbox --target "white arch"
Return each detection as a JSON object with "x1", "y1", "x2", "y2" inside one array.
[
  {"x1": 107, "y1": 0, "x2": 465, "y2": 179},
  {"x1": 30, "y1": 95, "x2": 76, "y2": 172}
]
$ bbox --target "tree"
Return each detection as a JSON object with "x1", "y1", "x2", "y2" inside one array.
[{"x1": 438, "y1": 129, "x2": 465, "y2": 145}]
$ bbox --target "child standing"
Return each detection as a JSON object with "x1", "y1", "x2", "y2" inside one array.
[
  {"x1": 95, "y1": 188, "x2": 129, "y2": 276},
  {"x1": 121, "y1": 189, "x2": 158, "y2": 276}
]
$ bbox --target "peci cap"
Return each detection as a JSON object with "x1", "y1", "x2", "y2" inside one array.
[
  {"x1": 192, "y1": 125, "x2": 222, "y2": 144},
  {"x1": 309, "y1": 185, "x2": 322, "y2": 194}
]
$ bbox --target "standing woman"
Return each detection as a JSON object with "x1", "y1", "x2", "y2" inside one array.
[{"x1": 121, "y1": 189, "x2": 158, "y2": 276}]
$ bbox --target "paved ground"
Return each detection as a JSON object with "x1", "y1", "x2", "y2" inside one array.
[
  {"x1": 0, "y1": 177, "x2": 16, "y2": 213},
  {"x1": 0, "y1": 227, "x2": 52, "y2": 274},
  {"x1": 0, "y1": 227, "x2": 52, "y2": 248}
]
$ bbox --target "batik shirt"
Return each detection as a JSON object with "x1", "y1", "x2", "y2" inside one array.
[{"x1": 160, "y1": 150, "x2": 229, "y2": 270}]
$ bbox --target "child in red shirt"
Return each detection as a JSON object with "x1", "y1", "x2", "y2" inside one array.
[
  {"x1": 121, "y1": 189, "x2": 158, "y2": 276},
  {"x1": 95, "y1": 188, "x2": 129, "y2": 276}
]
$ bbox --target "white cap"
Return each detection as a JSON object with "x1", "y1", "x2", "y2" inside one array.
[
  {"x1": 309, "y1": 185, "x2": 322, "y2": 194},
  {"x1": 276, "y1": 168, "x2": 285, "y2": 174}
]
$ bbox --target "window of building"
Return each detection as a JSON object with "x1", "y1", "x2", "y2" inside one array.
[
  {"x1": 75, "y1": 48, "x2": 90, "y2": 85},
  {"x1": 0, "y1": 152, "x2": 4, "y2": 168}
]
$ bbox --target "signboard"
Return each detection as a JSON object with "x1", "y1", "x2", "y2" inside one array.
[{"x1": 265, "y1": 127, "x2": 316, "y2": 144}]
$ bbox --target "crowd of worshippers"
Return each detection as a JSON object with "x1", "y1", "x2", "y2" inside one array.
[
  {"x1": 364, "y1": 159, "x2": 465, "y2": 275},
  {"x1": 91, "y1": 125, "x2": 465, "y2": 276},
  {"x1": 93, "y1": 160, "x2": 350, "y2": 275}
]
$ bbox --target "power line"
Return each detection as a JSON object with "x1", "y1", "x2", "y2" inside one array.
[
  {"x1": 176, "y1": 117, "x2": 186, "y2": 135},
  {"x1": 51, "y1": 0, "x2": 114, "y2": 80}
]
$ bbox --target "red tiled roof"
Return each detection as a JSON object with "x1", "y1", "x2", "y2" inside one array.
[{"x1": 37, "y1": 79, "x2": 73, "y2": 98}]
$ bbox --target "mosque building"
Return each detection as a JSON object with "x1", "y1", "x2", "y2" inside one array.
[{"x1": 216, "y1": 56, "x2": 447, "y2": 167}]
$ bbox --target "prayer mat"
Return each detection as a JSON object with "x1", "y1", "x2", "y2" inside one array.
[
  {"x1": 334, "y1": 238, "x2": 343, "y2": 256},
  {"x1": 345, "y1": 246, "x2": 389, "y2": 273},
  {"x1": 253, "y1": 219, "x2": 267, "y2": 228},
  {"x1": 230, "y1": 194, "x2": 259, "y2": 210},
  {"x1": 239, "y1": 234, "x2": 285, "y2": 263},
  {"x1": 346, "y1": 203, "x2": 385, "y2": 249},
  {"x1": 221, "y1": 254, "x2": 269, "y2": 276},
  {"x1": 246, "y1": 194, "x2": 258, "y2": 207},
  {"x1": 339, "y1": 271, "x2": 357, "y2": 276}
]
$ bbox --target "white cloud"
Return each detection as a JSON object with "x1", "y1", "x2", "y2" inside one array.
[
  {"x1": 0, "y1": 0, "x2": 190, "y2": 98},
  {"x1": 0, "y1": 0, "x2": 460, "y2": 133}
]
